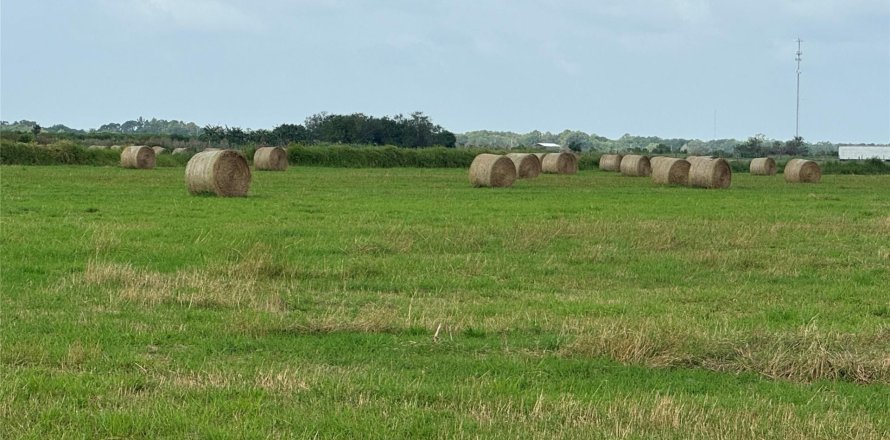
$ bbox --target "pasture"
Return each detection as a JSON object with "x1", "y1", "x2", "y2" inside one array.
[{"x1": 1, "y1": 165, "x2": 889, "y2": 438}]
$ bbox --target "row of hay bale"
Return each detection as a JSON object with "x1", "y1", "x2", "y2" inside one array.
[
  {"x1": 599, "y1": 154, "x2": 732, "y2": 188},
  {"x1": 750, "y1": 157, "x2": 820, "y2": 182},
  {"x1": 119, "y1": 146, "x2": 290, "y2": 197},
  {"x1": 469, "y1": 152, "x2": 578, "y2": 187},
  {"x1": 599, "y1": 154, "x2": 820, "y2": 186}
]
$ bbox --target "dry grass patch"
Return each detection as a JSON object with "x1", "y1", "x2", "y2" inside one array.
[
  {"x1": 81, "y1": 250, "x2": 288, "y2": 312},
  {"x1": 563, "y1": 322, "x2": 890, "y2": 384}
]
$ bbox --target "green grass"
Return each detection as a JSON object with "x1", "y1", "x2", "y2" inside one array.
[{"x1": 2, "y1": 166, "x2": 889, "y2": 438}]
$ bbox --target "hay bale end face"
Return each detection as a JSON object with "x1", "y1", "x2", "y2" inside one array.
[
  {"x1": 599, "y1": 154, "x2": 623, "y2": 171},
  {"x1": 750, "y1": 157, "x2": 777, "y2": 176},
  {"x1": 505, "y1": 153, "x2": 541, "y2": 179},
  {"x1": 620, "y1": 155, "x2": 651, "y2": 177},
  {"x1": 784, "y1": 158, "x2": 821, "y2": 183},
  {"x1": 120, "y1": 145, "x2": 156, "y2": 169},
  {"x1": 253, "y1": 146, "x2": 288, "y2": 171},
  {"x1": 469, "y1": 154, "x2": 516, "y2": 187},
  {"x1": 185, "y1": 149, "x2": 252, "y2": 196},
  {"x1": 541, "y1": 152, "x2": 578, "y2": 174},
  {"x1": 650, "y1": 157, "x2": 691, "y2": 185},
  {"x1": 688, "y1": 157, "x2": 732, "y2": 188}
]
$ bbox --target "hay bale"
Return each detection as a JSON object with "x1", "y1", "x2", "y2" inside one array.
[
  {"x1": 253, "y1": 146, "x2": 288, "y2": 171},
  {"x1": 120, "y1": 145, "x2": 156, "y2": 169},
  {"x1": 109, "y1": 145, "x2": 123, "y2": 150},
  {"x1": 688, "y1": 157, "x2": 732, "y2": 188},
  {"x1": 204, "y1": 147, "x2": 221, "y2": 152},
  {"x1": 88, "y1": 145, "x2": 107, "y2": 150},
  {"x1": 185, "y1": 150, "x2": 252, "y2": 196},
  {"x1": 505, "y1": 153, "x2": 541, "y2": 179},
  {"x1": 599, "y1": 154, "x2": 623, "y2": 171},
  {"x1": 619, "y1": 155, "x2": 651, "y2": 177},
  {"x1": 650, "y1": 157, "x2": 690, "y2": 185},
  {"x1": 152, "y1": 146, "x2": 167, "y2": 155},
  {"x1": 172, "y1": 148, "x2": 189, "y2": 155},
  {"x1": 541, "y1": 152, "x2": 578, "y2": 174},
  {"x1": 784, "y1": 158, "x2": 821, "y2": 183},
  {"x1": 749, "y1": 157, "x2": 777, "y2": 175},
  {"x1": 468, "y1": 154, "x2": 516, "y2": 187}
]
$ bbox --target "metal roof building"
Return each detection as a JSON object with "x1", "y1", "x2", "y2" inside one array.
[{"x1": 837, "y1": 145, "x2": 890, "y2": 160}]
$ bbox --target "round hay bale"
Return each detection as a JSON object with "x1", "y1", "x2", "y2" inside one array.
[
  {"x1": 505, "y1": 153, "x2": 541, "y2": 179},
  {"x1": 253, "y1": 146, "x2": 288, "y2": 171},
  {"x1": 88, "y1": 145, "x2": 107, "y2": 150},
  {"x1": 688, "y1": 157, "x2": 732, "y2": 189},
  {"x1": 172, "y1": 148, "x2": 189, "y2": 155},
  {"x1": 650, "y1": 157, "x2": 690, "y2": 185},
  {"x1": 152, "y1": 146, "x2": 167, "y2": 155},
  {"x1": 541, "y1": 152, "x2": 578, "y2": 174},
  {"x1": 186, "y1": 150, "x2": 252, "y2": 196},
  {"x1": 599, "y1": 154, "x2": 623, "y2": 171},
  {"x1": 120, "y1": 145, "x2": 156, "y2": 169},
  {"x1": 468, "y1": 154, "x2": 516, "y2": 187},
  {"x1": 204, "y1": 147, "x2": 221, "y2": 152},
  {"x1": 784, "y1": 158, "x2": 821, "y2": 183},
  {"x1": 749, "y1": 157, "x2": 777, "y2": 176},
  {"x1": 619, "y1": 155, "x2": 651, "y2": 177},
  {"x1": 109, "y1": 145, "x2": 123, "y2": 150}
]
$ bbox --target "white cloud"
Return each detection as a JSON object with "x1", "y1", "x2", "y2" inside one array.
[{"x1": 107, "y1": 0, "x2": 262, "y2": 32}]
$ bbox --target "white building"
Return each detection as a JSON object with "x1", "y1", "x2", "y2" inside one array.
[
  {"x1": 837, "y1": 145, "x2": 890, "y2": 161},
  {"x1": 535, "y1": 142, "x2": 563, "y2": 151}
]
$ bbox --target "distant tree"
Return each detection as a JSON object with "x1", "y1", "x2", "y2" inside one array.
[
  {"x1": 31, "y1": 124, "x2": 41, "y2": 136},
  {"x1": 783, "y1": 136, "x2": 808, "y2": 156},
  {"x1": 735, "y1": 135, "x2": 766, "y2": 158}
]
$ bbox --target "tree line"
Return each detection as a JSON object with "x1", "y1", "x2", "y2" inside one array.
[
  {"x1": 198, "y1": 112, "x2": 456, "y2": 148},
  {"x1": 2, "y1": 112, "x2": 456, "y2": 149}
]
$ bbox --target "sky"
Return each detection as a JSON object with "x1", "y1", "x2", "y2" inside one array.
[{"x1": 1, "y1": 0, "x2": 888, "y2": 143}]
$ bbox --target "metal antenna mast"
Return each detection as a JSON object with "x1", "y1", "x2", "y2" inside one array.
[{"x1": 795, "y1": 38, "x2": 803, "y2": 138}]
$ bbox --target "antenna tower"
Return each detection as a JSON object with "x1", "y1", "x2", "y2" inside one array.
[{"x1": 795, "y1": 38, "x2": 803, "y2": 138}]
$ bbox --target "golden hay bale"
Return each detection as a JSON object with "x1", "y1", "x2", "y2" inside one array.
[
  {"x1": 110, "y1": 145, "x2": 123, "y2": 150},
  {"x1": 88, "y1": 145, "x2": 107, "y2": 150},
  {"x1": 172, "y1": 148, "x2": 189, "y2": 155},
  {"x1": 152, "y1": 146, "x2": 167, "y2": 155},
  {"x1": 505, "y1": 153, "x2": 541, "y2": 179},
  {"x1": 749, "y1": 157, "x2": 777, "y2": 175},
  {"x1": 688, "y1": 157, "x2": 732, "y2": 188},
  {"x1": 120, "y1": 145, "x2": 156, "y2": 169},
  {"x1": 650, "y1": 157, "x2": 691, "y2": 185},
  {"x1": 541, "y1": 152, "x2": 578, "y2": 174},
  {"x1": 784, "y1": 158, "x2": 821, "y2": 183},
  {"x1": 619, "y1": 155, "x2": 651, "y2": 177},
  {"x1": 185, "y1": 150, "x2": 252, "y2": 196},
  {"x1": 599, "y1": 154, "x2": 623, "y2": 171},
  {"x1": 468, "y1": 154, "x2": 516, "y2": 187},
  {"x1": 253, "y1": 147, "x2": 288, "y2": 171}
]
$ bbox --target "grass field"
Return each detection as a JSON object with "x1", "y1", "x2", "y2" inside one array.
[{"x1": 2, "y1": 165, "x2": 889, "y2": 438}]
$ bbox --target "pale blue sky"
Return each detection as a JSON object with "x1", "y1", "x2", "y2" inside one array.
[{"x1": 2, "y1": 0, "x2": 888, "y2": 143}]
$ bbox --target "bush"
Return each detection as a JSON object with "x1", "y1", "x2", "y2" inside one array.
[
  {"x1": 0, "y1": 141, "x2": 189, "y2": 166},
  {"x1": 821, "y1": 159, "x2": 890, "y2": 175},
  {"x1": 287, "y1": 145, "x2": 483, "y2": 168}
]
